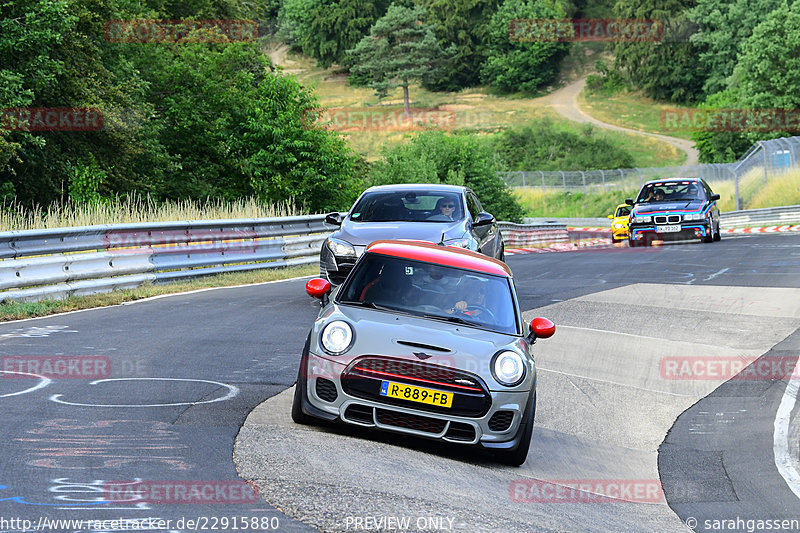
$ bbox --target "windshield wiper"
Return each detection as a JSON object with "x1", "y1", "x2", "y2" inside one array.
[{"x1": 340, "y1": 300, "x2": 395, "y2": 312}]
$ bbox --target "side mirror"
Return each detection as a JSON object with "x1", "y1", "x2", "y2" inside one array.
[
  {"x1": 710, "y1": 193, "x2": 720, "y2": 201},
  {"x1": 325, "y1": 212, "x2": 343, "y2": 226},
  {"x1": 625, "y1": 199, "x2": 634, "y2": 206},
  {"x1": 306, "y1": 278, "x2": 331, "y2": 303},
  {"x1": 473, "y1": 212, "x2": 495, "y2": 227},
  {"x1": 528, "y1": 317, "x2": 555, "y2": 342},
  {"x1": 607, "y1": 214, "x2": 614, "y2": 219}
]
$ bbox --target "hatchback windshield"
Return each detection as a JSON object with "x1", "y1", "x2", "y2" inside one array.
[
  {"x1": 338, "y1": 254, "x2": 518, "y2": 335},
  {"x1": 636, "y1": 181, "x2": 706, "y2": 203},
  {"x1": 349, "y1": 190, "x2": 464, "y2": 223}
]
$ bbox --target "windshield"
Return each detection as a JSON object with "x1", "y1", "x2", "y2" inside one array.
[
  {"x1": 338, "y1": 253, "x2": 519, "y2": 335},
  {"x1": 349, "y1": 191, "x2": 464, "y2": 223},
  {"x1": 636, "y1": 181, "x2": 706, "y2": 203}
]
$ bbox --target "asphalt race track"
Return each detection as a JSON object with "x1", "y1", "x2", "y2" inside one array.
[{"x1": 1, "y1": 233, "x2": 799, "y2": 532}]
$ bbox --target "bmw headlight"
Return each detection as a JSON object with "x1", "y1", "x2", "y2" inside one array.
[
  {"x1": 492, "y1": 351, "x2": 526, "y2": 386},
  {"x1": 326, "y1": 238, "x2": 356, "y2": 257},
  {"x1": 635, "y1": 216, "x2": 651, "y2": 224},
  {"x1": 320, "y1": 320, "x2": 354, "y2": 355},
  {"x1": 684, "y1": 213, "x2": 702, "y2": 221}
]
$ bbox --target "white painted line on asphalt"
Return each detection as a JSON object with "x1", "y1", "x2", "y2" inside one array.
[
  {"x1": 49, "y1": 377, "x2": 239, "y2": 407},
  {"x1": 536, "y1": 367, "x2": 694, "y2": 398},
  {"x1": 774, "y1": 357, "x2": 800, "y2": 500},
  {"x1": 705, "y1": 268, "x2": 729, "y2": 281},
  {"x1": 556, "y1": 324, "x2": 729, "y2": 350},
  {"x1": 0, "y1": 370, "x2": 51, "y2": 398},
  {"x1": 0, "y1": 275, "x2": 314, "y2": 326}
]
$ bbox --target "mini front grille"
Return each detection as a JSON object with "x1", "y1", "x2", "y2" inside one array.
[
  {"x1": 349, "y1": 358, "x2": 481, "y2": 391},
  {"x1": 375, "y1": 408, "x2": 447, "y2": 434},
  {"x1": 344, "y1": 404, "x2": 374, "y2": 424},
  {"x1": 445, "y1": 422, "x2": 476, "y2": 442},
  {"x1": 488, "y1": 411, "x2": 514, "y2": 432},
  {"x1": 315, "y1": 378, "x2": 338, "y2": 403}
]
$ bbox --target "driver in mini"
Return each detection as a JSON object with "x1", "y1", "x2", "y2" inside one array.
[{"x1": 447, "y1": 279, "x2": 488, "y2": 316}]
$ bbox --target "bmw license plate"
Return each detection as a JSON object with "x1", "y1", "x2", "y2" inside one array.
[
  {"x1": 380, "y1": 381, "x2": 452, "y2": 408},
  {"x1": 656, "y1": 225, "x2": 681, "y2": 233}
]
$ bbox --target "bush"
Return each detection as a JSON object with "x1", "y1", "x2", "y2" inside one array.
[{"x1": 369, "y1": 131, "x2": 524, "y2": 222}]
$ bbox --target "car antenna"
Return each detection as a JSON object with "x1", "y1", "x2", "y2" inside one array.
[{"x1": 437, "y1": 231, "x2": 446, "y2": 246}]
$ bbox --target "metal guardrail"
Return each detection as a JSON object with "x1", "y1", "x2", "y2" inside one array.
[
  {"x1": 0, "y1": 216, "x2": 331, "y2": 302},
  {"x1": 720, "y1": 205, "x2": 800, "y2": 228},
  {"x1": 1, "y1": 206, "x2": 796, "y2": 302}
]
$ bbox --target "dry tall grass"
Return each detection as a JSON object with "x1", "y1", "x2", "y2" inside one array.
[{"x1": 0, "y1": 196, "x2": 300, "y2": 232}]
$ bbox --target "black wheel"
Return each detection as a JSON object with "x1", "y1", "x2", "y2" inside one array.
[
  {"x1": 496, "y1": 393, "x2": 536, "y2": 467},
  {"x1": 703, "y1": 226, "x2": 714, "y2": 243},
  {"x1": 713, "y1": 222, "x2": 722, "y2": 241},
  {"x1": 291, "y1": 335, "x2": 317, "y2": 425}
]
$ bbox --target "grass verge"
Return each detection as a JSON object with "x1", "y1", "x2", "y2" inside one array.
[
  {"x1": 514, "y1": 187, "x2": 641, "y2": 218},
  {"x1": 0, "y1": 264, "x2": 317, "y2": 322},
  {"x1": 579, "y1": 89, "x2": 695, "y2": 142}
]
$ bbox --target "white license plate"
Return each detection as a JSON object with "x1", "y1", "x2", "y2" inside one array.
[{"x1": 656, "y1": 225, "x2": 681, "y2": 233}]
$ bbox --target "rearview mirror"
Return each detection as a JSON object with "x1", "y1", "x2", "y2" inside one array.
[
  {"x1": 710, "y1": 193, "x2": 720, "y2": 201},
  {"x1": 528, "y1": 317, "x2": 556, "y2": 342},
  {"x1": 306, "y1": 278, "x2": 331, "y2": 302},
  {"x1": 607, "y1": 214, "x2": 614, "y2": 219},
  {"x1": 325, "y1": 212, "x2": 343, "y2": 226},
  {"x1": 473, "y1": 212, "x2": 495, "y2": 227}
]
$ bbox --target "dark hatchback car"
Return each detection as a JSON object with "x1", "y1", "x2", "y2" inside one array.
[
  {"x1": 320, "y1": 184, "x2": 504, "y2": 285},
  {"x1": 626, "y1": 178, "x2": 722, "y2": 246}
]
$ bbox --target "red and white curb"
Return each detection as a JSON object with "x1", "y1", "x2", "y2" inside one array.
[{"x1": 724, "y1": 225, "x2": 800, "y2": 233}]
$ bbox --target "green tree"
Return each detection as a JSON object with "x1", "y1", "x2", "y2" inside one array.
[
  {"x1": 613, "y1": 0, "x2": 705, "y2": 103},
  {"x1": 370, "y1": 131, "x2": 524, "y2": 222},
  {"x1": 689, "y1": 0, "x2": 784, "y2": 96},
  {"x1": 480, "y1": 0, "x2": 570, "y2": 94},
  {"x1": 417, "y1": 0, "x2": 499, "y2": 90},
  {"x1": 347, "y1": 3, "x2": 453, "y2": 117},
  {"x1": 305, "y1": 0, "x2": 391, "y2": 68}
]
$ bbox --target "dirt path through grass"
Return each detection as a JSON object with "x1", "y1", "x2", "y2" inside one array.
[{"x1": 547, "y1": 77, "x2": 699, "y2": 166}]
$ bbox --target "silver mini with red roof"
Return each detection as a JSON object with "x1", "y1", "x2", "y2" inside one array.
[{"x1": 293, "y1": 239, "x2": 555, "y2": 466}]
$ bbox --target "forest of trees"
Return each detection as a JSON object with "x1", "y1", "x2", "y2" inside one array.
[{"x1": 2, "y1": 0, "x2": 798, "y2": 217}]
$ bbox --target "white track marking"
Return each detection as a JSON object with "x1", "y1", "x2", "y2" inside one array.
[
  {"x1": 0, "y1": 370, "x2": 52, "y2": 397},
  {"x1": 774, "y1": 357, "x2": 800, "y2": 500},
  {"x1": 705, "y1": 268, "x2": 730, "y2": 281},
  {"x1": 49, "y1": 377, "x2": 239, "y2": 407},
  {"x1": 536, "y1": 367, "x2": 694, "y2": 398},
  {"x1": 0, "y1": 275, "x2": 313, "y2": 326}
]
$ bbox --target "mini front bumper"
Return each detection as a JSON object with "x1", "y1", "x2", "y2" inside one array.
[{"x1": 300, "y1": 351, "x2": 532, "y2": 448}]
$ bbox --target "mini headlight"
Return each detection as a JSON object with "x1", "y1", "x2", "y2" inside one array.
[
  {"x1": 635, "y1": 216, "x2": 651, "y2": 224},
  {"x1": 327, "y1": 238, "x2": 356, "y2": 257},
  {"x1": 320, "y1": 320, "x2": 354, "y2": 355},
  {"x1": 492, "y1": 351, "x2": 525, "y2": 386}
]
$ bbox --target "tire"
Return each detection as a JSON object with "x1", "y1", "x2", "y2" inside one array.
[
  {"x1": 703, "y1": 225, "x2": 714, "y2": 243},
  {"x1": 496, "y1": 392, "x2": 536, "y2": 467},
  {"x1": 713, "y1": 222, "x2": 722, "y2": 241},
  {"x1": 291, "y1": 334, "x2": 317, "y2": 425}
]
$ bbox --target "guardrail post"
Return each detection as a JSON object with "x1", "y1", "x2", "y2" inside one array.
[
  {"x1": 600, "y1": 169, "x2": 605, "y2": 189},
  {"x1": 522, "y1": 171, "x2": 526, "y2": 187},
  {"x1": 580, "y1": 171, "x2": 586, "y2": 194},
  {"x1": 560, "y1": 171, "x2": 566, "y2": 191}
]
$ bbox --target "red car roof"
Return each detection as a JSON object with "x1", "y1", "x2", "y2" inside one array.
[{"x1": 366, "y1": 240, "x2": 512, "y2": 277}]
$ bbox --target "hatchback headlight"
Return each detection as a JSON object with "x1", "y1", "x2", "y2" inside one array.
[
  {"x1": 612, "y1": 223, "x2": 626, "y2": 229},
  {"x1": 320, "y1": 320, "x2": 354, "y2": 355},
  {"x1": 634, "y1": 216, "x2": 651, "y2": 224},
  {"x1": 492, "y1": 351, "x2": 526, "y2": 386},
  {"x1": 326, "y1": 238, "x2": 356, "y2": 257}
]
